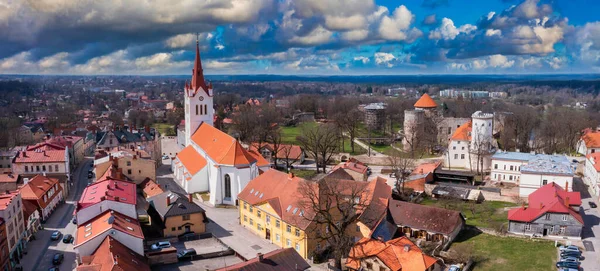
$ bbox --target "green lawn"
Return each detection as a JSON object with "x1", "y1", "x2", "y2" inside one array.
[
  {"x1": 368, "y1": 143, "x2": 393, "y2": 153},
  {"x1": 289, "y1": 169, "x2": 318, "y2": 180},
  {"x1": 281, "y1": 123, "x2": 366, "y2": 155},
  {"x1": 152, "y1": 123, "x2": 175, "y2": 136},
  {"x1": 420, "y1": 198, "x2": 518, "y2": 229},
  {"x1": 450, "y1": 231, "x2": 556, "y2": 271}
]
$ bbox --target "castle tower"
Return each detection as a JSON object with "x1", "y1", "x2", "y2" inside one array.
[
  {"x1": 184, "y1": 38, "x2": 214, "y2": 146},
  {"x1": 470, "y1": 111, "x2": 494, "y2": 151}
]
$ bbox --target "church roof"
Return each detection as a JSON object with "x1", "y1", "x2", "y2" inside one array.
[
  {"x1": 186, "y1": 40, "x2": 210, "y2": 97},
  {"x1": 191, "y1": 123, "x2": 256, "y2": 166},
  {"x1": 177, "y1": 145, "x2": 207, "y2": 175},
  {"x1": 414, "y1": 93, "x2": 438, "y2": 108}
]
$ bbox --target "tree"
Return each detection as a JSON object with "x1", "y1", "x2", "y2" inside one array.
[
  {"x1": 330, "y1": 97, "x2": 362, "y2": 153},
  {"x1": 267, "y1": 128, "x2": 283, "y2": 169},
  {"x1": 297, "y1": 124, "x2": 339, "y2": 173},
  {"x1": 279, "y1": 143, "x2": 301, "y2": 170},
  {"x1": 232, "y1": 104, "x2": 259, "y2": 142},
  {"x1": 387, "y1": 149, "x2": 415, "y2": 196},
  {"x1": 297, "y1": 178, "x2": 374, "y2": 269}
]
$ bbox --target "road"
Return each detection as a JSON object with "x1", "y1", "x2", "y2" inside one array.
[
  {"x1": 19, "y1": 158, "x2": 92, "y2": 271},
  {"x1": 573, "y1": 177, "x2": 600, "y2": 271}
]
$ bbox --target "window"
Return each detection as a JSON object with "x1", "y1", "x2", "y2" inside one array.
[
  {"x1": 295, "y1": 229, "x2": 300, "y2": 237},
  {"x1": 542, "y1": 180, "x2": 548, "y2": 185},
  {"x1": 286, "y1": 225, "x2": 291, "y2": 233},
  {"x1": 545, "y1": 214, "x2": 550, "y2": 220},
  {"x1": 266, "y1": 215, "x2": 270, "y2": 225},
  {"x1": 286, "y1": 239, "x2": 291, "y2": 247},
  {"x1": 276, "y1": 234, "x2": 280, "y2": 241},
  {"x1": 243, "y1": 215, "x2": 247, "y2": 222},
  {"x1": 127, "y1": 169, "x2": 132, "y2": 175},
  {"x1": 42, "y1": 165, "x2": 46, "y2": 171},
  {"x1": 36, "y1": 165, "x2": 40, "y2": 171},
  {"x1": 182, "y1": 214, "x2": 190, "y2": 221},
  {"x1": 494, "y1": 164, "x2": 498, "y2": 169},
  {"x1": 295, "y1": 243, "x2": 300, "y2": 251},
  {"x1": 559, "y1": 226, "x2": 566, "y2": 234},
  {"x1": 380, "y1": 267, "x2": 386, "y2": 271},
  {"x1": 49, "y1": 165, "x2": 53, "y2": 172},
  {"x1": 448, "y1": 127, "x2": 452, "y2": 134},
  {"x1": 205, "y1": 105, "x2": 208, "y2": 115},
  {"x1": 454, "y1": 154, "x2": 458, "y2": 159},
  {"x1": 524, "y1": 223, "x2": 531, "y2": 231},
  {"x1": 243, "y1": 203, "x2": 247, "y2": 210},
  {"x1": 257, "y1": 210, "x2": 262, "y2": 218},
  {"x1": 224, "y1": 174, "x2": 232, "y2": 199},
  {"x1": 509, "y1": 175, "x2": 513, "y2": 181},
  {"x1": 257, "y1": 224, "x2": 262, "y2": 231},
  {"x1": 356, "y1": 225, "x2": 361, "y2": 232},
  {"x1": 366, "y1": 263, "x2": 373, "y2": 269},
  {"x1": 171, "y1": 227, "x2": 176, "y2": 231},
  {"x1": 55, "y1": 165, "x2": 59, "y2": 171},
  {"x1": 200, "y1": 104, "x2": 204, "y2": 115},
  {"x1": 24, "y1": 166, "x2": 28, "y2": 172},
  {"x1": 127, "y1": 161, "x2": 131, "y2": 166},
  {"x1": 452, "y1": 146, "x2": 456, "y2": 150},
  {"x1": 249, "y1": 219, "x2": 254, "y2": 226},
  {"x1": 195, "y1": 105, "x2": 199, "y2": 115},
  {"x1": 461, "y1": 146, "x2": 465, "y2": 150},
  {"x1": 562, "y1": 215, "x2": 568, "y2": 221},
  {"x1": 249, "y1": 206, "x2": 253, "y2": 213},
  {"x1": 461, "y1": 154, "x2": 465, "y2": 159},
  {"x1": 275, "y1": 220, "x2": 280, "y2": 228}
]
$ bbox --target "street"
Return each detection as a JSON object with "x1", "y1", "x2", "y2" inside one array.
[
  {"x1": 573, "y1": 177, "x2": 600, "y2": 271},
  {"x1": 18, "y1": 158, "x2": 92, "y2": 271}
]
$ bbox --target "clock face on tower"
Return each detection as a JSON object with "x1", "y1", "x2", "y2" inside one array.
[{"x1": 199, "y1": 96, "x2": 204, "y2": 101}]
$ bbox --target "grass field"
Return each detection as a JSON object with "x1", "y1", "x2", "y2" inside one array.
[
  {"x1": 152, "y1": 123, "x2": 175, "y2": 136},
  {"x1": 420, "y1": 198, "x2": 518, "y2": 229},
  {"x1": 290, "y1": 169, "x2": 318, "y2": 180},
  {"x1": 281, "y1": 123, "x2": 366, "y2": 155},
  {"x1": 450, "y1": 231, "x2": 556, "y2": 271}
]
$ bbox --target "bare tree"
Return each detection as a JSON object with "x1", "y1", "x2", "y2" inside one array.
[
  {"x1": 297, "y1": 178, "x2": 374, "y2": 269},
  {"x1": 279, "y1": 143, "x2": 301, "y2": 170},
  {"x1": 330, "y1": 97, "x2": 362, "y2": 153},
  {"x1": 267, "y1": 128, "x2": 283, "y2": 169},
  {"x1": 297, "y1": 124, "x2": 340, "y2": 173},
  {"x1": 387, "y1": 149, "x2": 415, "y2": 196}
]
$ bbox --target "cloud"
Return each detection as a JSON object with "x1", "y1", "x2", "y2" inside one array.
[
  {"x1": 374, "y1": 52, "x2": 396, "y2": 67},
  {"x1": 429, "y1": 18, "x2": 476, "y2": 40},
  {"x1": 378, "y1": 6, "x2": 422, "y2": 42},
  {"x1": 422, "y1": 14, "x2": 438, "y2": 26},
  {"x1": 353, "y1": 56, "x2": 370, "y2": 64}
]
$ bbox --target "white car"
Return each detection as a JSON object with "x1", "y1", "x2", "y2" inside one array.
[
  {"x1": 150, "y1": 241, "x2": 171, "y2": 250},
  {"x1": 559, "y1": 245, "x2": 580, "y2": 253}
]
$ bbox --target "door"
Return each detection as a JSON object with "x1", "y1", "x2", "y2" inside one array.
[
  {"x1": 185, "y1": 225, "x2": 191, "y2": 233},
  {"x1": 265, "y1": 229, "x2": 271, "y2": 240},
  {"x1": 543, "y1": 228, "x2": 548, "y2": 236}
]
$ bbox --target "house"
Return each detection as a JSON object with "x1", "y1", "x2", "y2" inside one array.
[
  {"x1": 444, "y1": 111, "x2": 495, "y2": 172},
  {"x1": 508, "y1": 182, "x2": 583, "y2": 239},
  {"x1": 140, "y1": 178, "x2": 164, "y2": 198},
  {"x1": 77, "y1": 236, "x2": 150, "y2": 271},
  {"x1": 238, "y1": 169, "x2": 391, "y2": 259},
  {"x1": 584, "y1": 152, "x2": 600, "y2": 197},
  {"x1": 0, "y1": 191, "x2": 25, "y2": 267},
  {"x1": 519, "y1": 155, "x2": 574, "y2": 197},
  {"x1": 94, "y1": 126, "x2": 162, "y2": 165},
  {"x1": 403, "y1": 161, "x2": 442, "y2": 193},
  {"x1": 22, "y1": 200, "x2": 40, "y2": 242},
  {"x1": 329, "y1": 159, "x2": 369, "y2": 182},
  {"x1": 147, "y1": 191, "x2": 207, "y2": 237},
  {"x1": 76, "y1": 177, "x2": 137, "y2": 225},
  {"x1": 216, "y1": 248, "x2": 310, "y2": 271},
  {"x1": 346, "y1": 237, "x2": 441, "y2": 271},
  {"x1": 74, "y1": 210, "x2": 145, "y2": 260},
  {"x1": 0, "y1": 172, "x2": 21, "y2": 192},
  {"x1": 577, "y1": 128, "x2": 600, "y2": 155},
  {"x1": 373, "y1": 199, "x2": 465, "y2": 249},
  {"x1": 94, "y1": 150, "x2": 156, "y2": 185},
  {"x1": 0, "y1": 148, "x2": 19, "y2": 170},
  {"x1": 250, "y1": 143, "x2": 306, "y2": 167},
  {"x1": 0, "y1": 218, "x2": 9, "y2": 271},
  {"x1": 45, "y1": 136, "x2": 85, "y2": 166},
  {"x1": 490, "y1": 151, "x2": 535, "y2": 184},
  {"x1": 13, "y1": 148, "x2": 71, "y2": 196},
  {"x1": 19, "y1": 175, "x2": 63, "y2": 221}
]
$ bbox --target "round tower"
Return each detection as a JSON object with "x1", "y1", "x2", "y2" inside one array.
[
  {"x1": 402, "y1": 109, "x2": 425, "y2": 151},
  {"x1": 470, "y1": 111, "x2": 494, "y2": 151}
]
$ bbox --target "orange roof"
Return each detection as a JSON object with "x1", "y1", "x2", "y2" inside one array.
[
  {"x1": 176, "y1": 145, "x2": 207, "y2": 175},
  {"x1": 75, "y1": 211, "x2": 143, "y2": 247},
  {"x1": 0, "y1": 191, "x2": 20, "y2": 211},
  {"x1": 346, "y1": 237, "x2": 438, "y2": 271},
  {"x1": 581, "y1": 130, "x2": 600, "y2": 148},
  {"x1": 414, "y1": 93, "x2": 437, "y2": 108},
  {"x1": 19, "y1": 175, "x2": 62, "y2": 208},
  {"x1": 250, "y1": 143, "x2": 303, "y2": 161},
  {"x1": 141, "y1": 178, "x2": 164, "y2": 198},
  {"x1": 411, "y1": 161, "x2": 442, "y2": 175},
  {"x1": 331, "y1": 159, "x2": 368, "y2": 175},
  {"x1": 14, "y1": 149, "x2": 66, "y2": 163},
  {"x1": 246, "y1": 149, "x2": 270, "y2": 167},
  {"x1": 191, "y1": 123, "x2": 256, "y2": 166},
  {"x1": 0, "y1": 173, "x2": 18, "y2": 183},
  {"x1": 77, "y1": 236, "x2": 150, "y2": 271},
  {"x1": 587, "y1": 153, "x2": 600, "y2": 172},
  {"x1": 450, "y1": 121, "x2": 472, "y2": 141}
]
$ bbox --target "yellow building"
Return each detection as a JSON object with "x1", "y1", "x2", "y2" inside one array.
[
  {"x1": 94, "y1": 150, "x2": 156, "y2": 184},
  {"x1": 147, "y1": 191, "x2": 207, "y2": 237},
  {"x1": 238, "y1": 170, "x2": 391, "y2": 259}
]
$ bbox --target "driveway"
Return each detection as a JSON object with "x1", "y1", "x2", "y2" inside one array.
[{"x1": 572, "y1": 177, "x2": 600, "y2": 271}]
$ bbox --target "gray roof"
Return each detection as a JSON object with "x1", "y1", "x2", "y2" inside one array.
[
  {"x1": 148, "y1": 191, "x2": 205, "y2": 219},
  {"x1": 492, "y1": 151, "x2": 537, "y2": 162},
  {"x1": 521, "y1": 155, "x2": 574, "y2": 176},
  {"x1": 96, "y1": 129, "x2": 156, "y2": 145},
  {"x1": 364, "y1": 103, "x2": 386, "y2": 110}
]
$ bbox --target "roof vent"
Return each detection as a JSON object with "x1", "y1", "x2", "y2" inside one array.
[
  {"x1": 259, "y1": 193, "x2": 263, "y2": 199},
  {"x1": 108, "y1": 215, "x2": 115, "y2": 224},
  {"x1": 292, "y1": 208, "x2": 298, "y2": 214},
  {"x1": 404, "y1": 244, "x2": 410, "y2": 252},
  {"x1": 286, "y1": 205, "x2": 292, "y2": 212},
  {"x1": 126, "y1": 226, "x2": 134, "y2": 231}
]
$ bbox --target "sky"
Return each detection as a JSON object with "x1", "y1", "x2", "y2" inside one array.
[{"x1": 0, "y1": 0, "x2": 599, "y2": 75}]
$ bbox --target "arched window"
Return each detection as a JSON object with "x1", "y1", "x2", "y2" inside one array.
[{"x1": 224, "y1": 174, "x2": 231, "y2": 199}]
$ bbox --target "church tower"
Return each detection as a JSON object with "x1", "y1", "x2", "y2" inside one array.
[{"x1": 184, "y1": 38, "x2": 214, "y2": 146}]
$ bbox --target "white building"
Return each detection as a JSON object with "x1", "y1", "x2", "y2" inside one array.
[
  {"x1": 491, "y1": 152, "x2": 536, "y2": 184},
  {"x1": 76, "y1": 178, "x2": 137, "y2": 225},
  {"x1": 445, "y1": 111, "x2": 495, "y2": 172},
  {"x1": 584, "y1": 153, "x2": 600, "y2": 197},
  {"x1": 171, "y1": 41, "x2": 263, "y2": 206},
  {"x1": 0, "y1": 191, "x2": 25, "y2": 265},
  {"x1": 577, "y1": 128, "x2": 600, "y2": 155},
  {"x1": 13, "y1": 148, "x2": 71, "y2": 196}
]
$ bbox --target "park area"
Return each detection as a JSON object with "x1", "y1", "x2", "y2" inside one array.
[
  {"x1": 280, "y1": 123, "x2": 367, "y2": 155},
  {"x1": 420, "y1": 198, "x2": 518, "y2": 229}
]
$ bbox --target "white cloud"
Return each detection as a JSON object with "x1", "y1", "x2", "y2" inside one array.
[
  {"x1": 289, "y1": 25, "x2": 333, "y2": 45},
  {"x1": 353, "y1": 56, "x2": 370, "y2": 64},
  {"x1": 378, "y1": 5, "x2": 421, "y2": 42},
  {"x1": 485, "y1": 29, "x2": 501, "y2": 37},
  {"x1": 429, "y1": 18, "x2": 476, "y2": 40},
  {"x1": 165, "y1": 33, "x2": 196, "y2": 49},
  {"x1": 545, "y1": 57, "x2": 566, "y2": 70},
  {"x1": 341, "y1": 29, "x2": 369, "y2": 41},
  {"x1": 374, "y1": 52, "x2": 395, "y2": 67},
  {"x1": 488, "y1": 54, "x2": 514, "y2": 68}
]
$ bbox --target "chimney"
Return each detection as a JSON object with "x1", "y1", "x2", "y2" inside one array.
[
  {"x1": 257, "y1": 253, "x2": 264, "y2": 262},
  {"x1": 540, "y1": 203, "x2": 543, "y2": 209},
  {"x1": 166, "y1": 195, "x2": 171, "y2": 206},
  {"x1": 565, "y1": 182, "x2": 569, "y2": 192},
  {"x1": 188, "y1": 194, "x2": 193, "y2": 202},
  {"x1": 565, "y1": 197, "x2": 570, "y2": 206},
  {"x1": 288, "y1": 172, "x2": 294, "y2": 178}
]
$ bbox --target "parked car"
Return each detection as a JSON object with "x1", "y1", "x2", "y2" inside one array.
[
  {"x1": 556, "y1": 261, "x2": 580, "y2": 269},
  {"x1": 51, "y1": 231, "x2": 62, "y2": 241},
  {"x1": 559, "y1": 256, "x2": 580, "y2": 263},
  {"x1": 72, "y1": 217, "x2": 77, "y2": 224},
  {"x1": 559, "y1": 245, "x2": 581, "y2": 253},
  {"x1": 87, "y1": 172, "x2": 93, "y2": 178},
  {"x1": 162, "y1": 155, "x2": 169, "y2": 160},
  {"x1": 560, "y1": 251, "x2": 582, "y2": 259},
  {"x1": 150, "y1": 241, "x2": 171, "y2": 250},
  {"x1": 448, "y1": 265, "x2": 462, "y2": 271},
  {"x1": 178, "y1": 232, "x2": 196, "y2": 240},
  {"x1": 177, "y1": 248, "x2": 197, "y2": 260},
  {"x1": 589, "y1": 202, "x2": 598, "y2": 208},
  {"x1": 52, "y1": 253, "x2": 64, "y2": 265},
  {"x1": 62, "y1": 234, "x2": 73, "y2": 243}
]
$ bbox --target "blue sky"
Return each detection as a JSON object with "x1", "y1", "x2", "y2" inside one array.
[{"x1": 0, "y1": 0, "x2": 599, "y2": 75}]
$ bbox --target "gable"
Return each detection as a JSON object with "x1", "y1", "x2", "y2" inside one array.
[{"x1": 257, "y1": 202, "x2": 282, "y2": 219}]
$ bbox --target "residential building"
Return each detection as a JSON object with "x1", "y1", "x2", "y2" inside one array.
[
  {"x1": 0, "y1": 148, "x2": 19, "y2": 170},
  {"x1": 74, "y1": 210, "x2": 144, "y2": 261},
  {"x1": 140, "y1": 178, "x2": 164, "y2": 198},
  {"x1": 22, "y1": 200, "x2": 40, "y2": 243},
  {"x1": 171, "y1": 42, "x2": 261, "y2": 206},
  {"x1": 94, "y1": 150, "x2": 156, "y2": 185},
  {"x1": 403, "y1": 161, "x2": 442, "y2": 193},
  {"x1": 46, "y1": 136, "x2": 85, "y2": 166},
  {"x1": 577, "y1": 128, "x2": 600, "y2": 155},
  {"x1": 0, "y1": 191, "x2": 25, "y2": 267},
  {"x1": 19, "y1": 175, "x2": 63, "y2": 221},
  {"x1": 76, "y1": 236, "x2": 150, "y2": 271},
  {"x1": 519, "y1": 155, "x2": 574, "y2": 197},
  {"x1": 490, "y1": 151, "x2": 534, "y2": 184},
  {"x1": 76, "y1": 177, "x2": 137, "y2": 225},
  {"x1": 508, "y1": 182, "x2": 583, "y2": 239},
  {"x1": 584, "y1": 152, "x2": 600, "y2": 197},
  {"x1": 13, "y1": 149, "x2": 71, "y2": 196},
  {"x1": 216, "y1": 248, "x2": 310, "y2": 271},
  {"x1": 346, "y1": 237, "x2": 441, "y2": 271},
  {"x1": 328, "y1": 159, "x2": 369, "y2": 182},
  {"x1": 94, "y1": 126, "x2": 161, "y2": 165},
  {"x1": 250, "y1": 143, "x2": 306, "y2": 166},
  {"x1": 445, "y1": 111, "x2": 495, "y2": 172},
  {"x1": 0, "y1": 218, "x2": 9, "y2": 271},
  {"x1": 0, "y1": 173, "x2": 21, "y2": 192},
  {"x1": 147, "y1": 191, "x2": 207, "y2": 237},
  {"x1": 373, "y1": 200, "x2": 465, "y2": 249},
  {"x1": 238, "y1": 169, "x2": 391, "y2": 259}
]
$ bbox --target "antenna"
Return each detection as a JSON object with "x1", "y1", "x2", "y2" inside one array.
[{"x1": 196, "y1": 32, "x2": 199, "y2": 45}]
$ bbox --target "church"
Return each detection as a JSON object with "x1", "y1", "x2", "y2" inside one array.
[{"x1": 172, "y1": 40, "x2": 269, "y2": 206}]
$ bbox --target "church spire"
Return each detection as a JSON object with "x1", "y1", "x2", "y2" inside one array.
[{"x1": 190, "y1": 33, "x2": 207, "y2": 93}]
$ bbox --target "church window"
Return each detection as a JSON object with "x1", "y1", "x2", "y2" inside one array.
[
  {"x1": 205, "y1": 105, "x2": 208, "y2": 115},
  {"x1": 200, "y1": 104, "x2": 203, "y2": 115},
  {"x1": 195, "y1": 105, "x2": 199, "y2": 115},
  {"x1": 224, "y1": 174, "x2": 232, "y2": 199}
]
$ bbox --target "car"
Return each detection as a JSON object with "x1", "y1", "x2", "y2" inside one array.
[
  {"x1": 178, "y1": 232, "x2": 196, "y2": 240},
  {"x1": 150, "y1": 241, "x2": 171, "y2": 250},
  {"x1": 559, "y1": 245, "x2": 581, "y2": 253},
  {"x1": 52, "y1": 253, "x2": 64, "y2": 265},
  {"x1": 72, "y1": 217, "x2": 77, "y2": 224},
  {"x1": 556, "y1": 261, "x2": 580, "y2": 269},
  {"x1": 87, "y1": 172, "x2": 93, "y2": 178},
  {"x1": 48, "y1": 268, "x2": 59, "y2": 271},
  {"x1": 50, "y1": 231, "x2": 61, "y2": 241},
  {"x1": 589, "y1": 202, "x2": 598, "y2": 208},
  {"x1": 560, "y1": 251, "x2": 582, "y2": 259},
  {"x1": 559, "y1": 256, "x2": 580, "y2": 263},
  {"x1": 177, "y1": 248, "x2": 197, "y2": 260},
  {"x1": 572, "y1": 159, "x2": 579, "y2": 163},
  {"x1": 448, "y1": 265, "x2": 462, "y2": 271},
  {"x1": 162, "y1": 155, "x2": 169, "y2": 160},
  {"x1": 62, "y1": 234, "x2": 73, "y2": 243}
]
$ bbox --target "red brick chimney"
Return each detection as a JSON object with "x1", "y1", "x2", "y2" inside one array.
[
  {"x1": 565, "y1": 182, "x2": 569, "y2": 192},
  {"x1": 565, "y1": 197, "x2": 570, "y2": 207},
  {"x1": 166, "y1": 195, "x2": 171, "y2": 206},
  {"x1": 188, "y1": 194, "x2": 193, "y2": 202}
]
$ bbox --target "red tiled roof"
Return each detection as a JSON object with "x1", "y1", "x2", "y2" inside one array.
[
  {"x1": 450, "y1": 121, "x2": 472, "y2": 141},
  {"x1": 388, "y1": 199, "x2": 464, "y2": 235},
  {"x1": 331, "y1": 159, "x2": 368, "y2": 175},
  {"x1": 246, "y1": 149, "x2": 270, "y2": 167},
  {"x1": 14, "y1": 149, "x2": 66, "y2": 163},
  {"x1": 581, "y1": 130, "x2": 600, "y2": 148},
  {"x1": 250, "y1": 143, "x2": 303, "y2": 161},
  {"x1": 346, "y1": 237, "x2": 438, "y2": 271},
  {"x1": 74, "y1": 211, "x2": 143, "y2": 247},
  {"x1": 586, "y1": 153, "x2": 600, "y2": 172},
  {"x1": 0, "y1": 191, "x2": 20, "y2": 210},
  {"x1": 191, "y1": 123, "x2": 256, "y2": 166},
  {"x1": 176, "y1": 145, "x2": 207, "y2": 175},
  {"x1": 19, "y1": 175, "x2": 62, "y2": 209},
  {"x1": 411, "y1": 161, "x2": 441, "y2": 175},
  {"x1": 27, "y1": 142, "x2": 65, "y2": 151},
  {"x1": 414, "y1": 93, "x2": 438, "y2": 108},
  {"x1": 508, "y1": 182, "x2": 583, "y2": 224},
  {"x1": 141, "y1": 178, "x2": 163, "y2": 198},
  {"x1": 77, "y1": 179, "x2": 137, "y2": 211},
  {"x1": 216, "y1": 248, "x2": 309, "y2": 271},
  {"x1": 77, "y1": 236, "x2": 150, "y2": 271},
  {"x1": 0, "y1": 173, "x2": 18, "y2": 183}
]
